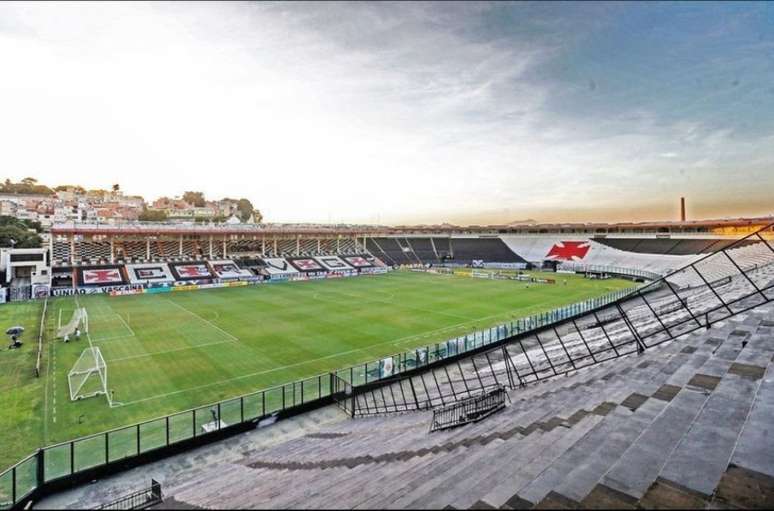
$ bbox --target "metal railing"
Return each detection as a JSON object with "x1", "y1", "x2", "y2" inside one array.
[
  {"x1": 340, "y1": 224, "x2": 774, "y2": 416},
  {"x1": 1, "y1": 223, "x2": 771, "y2": 509},
  {"x1": 430, "y1": 386, "x2": 508, "y2": 432},
  {"x1": 0, "y1": 372, "x2": 333, "y2": 510},
  {"x1": 330, "y1": 285, "x2": 642, "y2": 391},
  {"x1": 95, "y1": 479, "x2": 162, "y2": 510},
  {"x1": 556, "y1": 262, "x2": 664, "y2": 281}
]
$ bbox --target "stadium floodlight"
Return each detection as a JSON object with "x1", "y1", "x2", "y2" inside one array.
[
  {"x1": 57, "y1": 307, "x2": 89, "y2": 339},
  {"x1": 68, "y1": 347, "x2": 110, "y2": 403}
]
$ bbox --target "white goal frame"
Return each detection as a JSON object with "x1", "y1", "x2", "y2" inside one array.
[
  {"x1": 57, "y1": 307, "x2": 89, "y2": 339},
  {"x1": 68, "y1": 346, "x2": 110, "y2": 404}
]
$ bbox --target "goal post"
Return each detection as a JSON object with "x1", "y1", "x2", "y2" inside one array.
[
  {"x1": 57, "y1": 307, "x2": 89, "y2": 339},
  {"x1": 471, "y1": 270, "x2": 492, "y2": 279},
  {"x1": 81, "y1": 307, "x2": 89, "y2": 335},
  {"x1": 68, "y1": 346, "x2": 109, "y2": 403}
]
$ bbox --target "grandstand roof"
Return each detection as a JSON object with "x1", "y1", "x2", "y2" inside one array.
[
  {"x1": 51, "y1": 216, "x2": 774, "y2": 237},
  {"x1": 50, "y1": 222, "x2": 385, "y2": 236}
]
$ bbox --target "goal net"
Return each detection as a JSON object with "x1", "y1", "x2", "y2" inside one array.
[
  {"x1": 57, "y1": 307, "x2": 89, "y2": 339},
  {"x1": 68, "y1": 347, "x2": 109, "y2": 402}
]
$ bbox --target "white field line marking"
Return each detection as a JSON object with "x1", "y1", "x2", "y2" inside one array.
[
  {"x1": 163, "y1": 298, "x2": 239, "y2": 341},
  {"x1": 57, "y1": 307, "x2": 62, "y2": 329},
  {"x1": 42, "y1": 306, "x2": 51, "y2": 436},
  {"x1": 115, "y1": 313, "x2": 136, "y2": 337},
  {"x1": 89, "y1": 313, "x2": 136, "y2": 343},
  {"x1": 51, "y1": 343, "x2": 57, "y2": 424},
  {"x1": 108, "y1": 339, "x2": 237, "y2": 363},
  {"x1": 90, "y1": 333, "x2": 137, "y2": 344}
]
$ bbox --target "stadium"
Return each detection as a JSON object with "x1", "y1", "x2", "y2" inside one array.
[
  {"x1": 1, "y1": 216, "x2": 773, "y2": 509},
  {"x1": 2, "y1": 2, "x2": 774, "y2": 510}
]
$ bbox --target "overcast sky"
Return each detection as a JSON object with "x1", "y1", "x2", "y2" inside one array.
[{"x1": 1, "y1": 1, "x2": 773, "y2": 225}]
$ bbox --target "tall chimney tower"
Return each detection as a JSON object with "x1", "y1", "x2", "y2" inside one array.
[{"x1": 680, "y1": 197, "x2": 686, "y2": 222}]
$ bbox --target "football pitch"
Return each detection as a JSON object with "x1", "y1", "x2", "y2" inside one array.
[{"x1": 1, "y1": 270, "x2": 635, "y2": 469}]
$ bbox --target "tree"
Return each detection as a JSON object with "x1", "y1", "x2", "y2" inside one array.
[
  {"x1": 0, "y1": 178, "x2": 54, "y2": 196},
  {"x1": 194, "y1": 215, "x2": 227, "y2": 224},
  {"x1": 182, "y1": 191, "x2": 206, "y2": 207},
  {"x1": 138, "y1": 209, "x2": 168, "y2": 222},
  {"x1": 0, "y1": 216, "x2": 43, "y2": 247},
  {"x1": 112, "y1": 184, "x2": 120, "y2": 193},
  {"x1": 54, "y1": 185, "x2": 87, "y2": 194},
  {"x1": 236, "y1": 198, "x2": 256, "y2": 223},
  {"x1": 87, "y1": 189, "x2": 109, "y2": 199}
]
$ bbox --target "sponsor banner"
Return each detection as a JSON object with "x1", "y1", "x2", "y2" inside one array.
[
  {"x1": 482, "y1": 262, "x2": 528, "y2": 270},
  {"x1": 342, "y1": 255, "x2": 372, "y2": 268},
  {"x1": 78, "y1": 266, "x2": 126, "y2": 287},
  {"x1": 288, "y1": 257, "x2": 325, "y2": 272},
  {"x1": 109, "y1": 288, "x2": 144, "y2": 297},
  {"x1": 145, "y1": 286, "x2": 172, "y2": 294},
  {"x1": 267, "y1": 275, "x2": 290, "y2": 282},
  {"x1": 172, "y1": 278, "x2": 211, "y2": 286},
  {"x1": 359, "y1": 267, "x2": 389, "y2": 275},
  {"x1": 238, "y1": 275, "x2": 263, "y2": 283},
  {"x1": 226, "y1": 281, "x2": 249, "y2": 288},
  {"x1": 172, "y1": 284, "x2": 200, "y2": 292},
  {"x1": 52, "y1": 284, "x2": 143, "y2": 297}
]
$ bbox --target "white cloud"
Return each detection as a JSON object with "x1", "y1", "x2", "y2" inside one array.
[{"x1": 0, "y1": 1, "x2": 771, "y2": 224}]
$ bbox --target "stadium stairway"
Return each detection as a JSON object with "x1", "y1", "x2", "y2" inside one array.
[{"x1": 37, "y1": 304, "x2": 774, "y2": 510}]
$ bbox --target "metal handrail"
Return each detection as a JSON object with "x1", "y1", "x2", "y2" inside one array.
[
  {"x1": 95, "y1": 480, "x2": 161, "y2": 510},
  {"x1": 430, "y1": 386, "x2": 508, "y2": 432}
]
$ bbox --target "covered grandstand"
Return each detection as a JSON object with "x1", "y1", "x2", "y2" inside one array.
[
  {"x1": 3, "y1": 221, "x2": 771, "y2": 510},
  {"x1": 40, "y1": 218, "x2": 774, "y2": 294}
]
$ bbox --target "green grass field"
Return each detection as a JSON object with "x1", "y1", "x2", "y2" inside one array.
[{"x1": 0, "y1": 270, "x2": 635, "y2": 469}]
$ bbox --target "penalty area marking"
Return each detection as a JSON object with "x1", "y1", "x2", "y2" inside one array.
[
  {"x1": 108, "y1": 338, "x2": 238, "y2": 363},
  {"x1": 115, "y1": 312, "x2": 135, "y2": 337},
  {"x1": 90, "y1": 333, "x2": 137, "y2": 344},
  {"x1": 110, "y1": 284, "x2": 601, "y2": 408},
  {"x1": 110, "y1": 319, "x2": 506, "y2": 408},
  {"x1": 87, "y1": 313, "x2": 136, "y2": 343}
]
